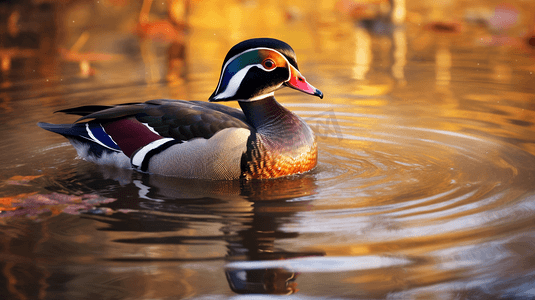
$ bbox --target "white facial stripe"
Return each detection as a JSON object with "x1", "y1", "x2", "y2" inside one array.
[
  {"x1": 131, "y1": 138, "x2": 174, "y2": 169},
  {"x1": 214, "y1": 62, "x2": 279, "y2": 100},
  {"x1": 214, "y1": 47, "x2": 292, "y2": 96},
  {"x1": 214, "y1": 64, "x2": 258, "y2": 100}
]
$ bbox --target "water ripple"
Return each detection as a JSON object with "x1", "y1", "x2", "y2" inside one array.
[{"x1": 295, "y1": 104, "x2": 535, "y2": 250}]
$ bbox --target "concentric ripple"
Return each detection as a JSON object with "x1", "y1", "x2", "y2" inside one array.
[{"x1": 290, "y1": 105, "x2": 535, "y2": 247}]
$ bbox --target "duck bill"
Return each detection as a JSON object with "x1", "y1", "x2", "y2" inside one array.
[{"x1": 285, "y1": 65, "x2": 323, "y2": 99}]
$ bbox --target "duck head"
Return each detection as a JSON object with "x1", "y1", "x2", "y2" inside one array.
[{"x1": 209, "y1": 38, "x2": 323, "y2": 102}]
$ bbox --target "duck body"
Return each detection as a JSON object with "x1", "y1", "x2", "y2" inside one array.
[{"x1": 38, "y1": 38, "x2": 322, "y2": 180}]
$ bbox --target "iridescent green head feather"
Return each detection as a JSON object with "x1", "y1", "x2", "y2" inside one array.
[{"x1": 209, "y1": 38, "x2": 323, "y2": 102}]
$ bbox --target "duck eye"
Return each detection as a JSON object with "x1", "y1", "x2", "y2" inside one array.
[{"x1": 262, "y1": 59, "x2": 276, "y2": 70}]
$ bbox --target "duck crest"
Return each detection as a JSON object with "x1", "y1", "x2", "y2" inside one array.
[{"x1": 239, "y1": 97, "x2": 317, "y2": 179}]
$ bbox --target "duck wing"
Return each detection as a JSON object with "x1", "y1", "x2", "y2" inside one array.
[
  {"x1": 73, "y1": 99, "x2": 251, "y2": 140},
  {"x1": 94, "y1": 99, "x2": 250, "y2": 156},
  {"x1": 41, "y1": 99, "x2": 253, "y2": 160}
]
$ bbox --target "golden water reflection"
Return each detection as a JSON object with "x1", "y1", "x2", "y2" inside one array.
[{"x1": 1, "y1": 0, "x2": 535, "y2": 298}]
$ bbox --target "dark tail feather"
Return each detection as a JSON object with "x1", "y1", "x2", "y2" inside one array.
[
  {"x1": 37, "y1": 122, "x2": 91, "y2": 138},
  {"x1": 37, "y1": 122, "x2": 122, "y2": 158},
  {"x1": 56, "y1": 105, "x2": 114, "y2": 116},
  {"x1": 56, "y1": 103, "x2": 142, "y2": 117}
]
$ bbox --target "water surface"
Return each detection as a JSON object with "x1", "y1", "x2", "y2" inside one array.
[{"x1": 1, "y1": 1, "x2": 535, "y2": 299}]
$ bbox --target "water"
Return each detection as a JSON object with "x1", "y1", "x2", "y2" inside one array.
[{"x1": 1, "y1": 1, "x2": 535, "y2": 299}]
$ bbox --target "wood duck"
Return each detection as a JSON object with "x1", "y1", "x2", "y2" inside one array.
[{"x1": 38, "y1": 38, "x2": 323, "y2": 180}]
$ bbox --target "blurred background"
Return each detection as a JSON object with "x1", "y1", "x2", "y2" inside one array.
[
  {"x1": 1, "y1": 0, "x2": 535, "y2": 299},
  {"x1": 1, "y1": 0, "x2": 534, "y2": 101}
]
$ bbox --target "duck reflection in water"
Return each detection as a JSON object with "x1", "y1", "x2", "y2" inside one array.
[
  {"x1": 75, "y1": 167, "x2": 324, "y2": 295},
  {"x1": 223, "y1": 187, "x2": 324, "y2": 295},
  {"x1": 225, "y1": 266, "x2": 299, "y2": 295}
]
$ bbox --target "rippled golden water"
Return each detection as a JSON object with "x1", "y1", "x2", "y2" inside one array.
[{"x1": 1, "y1": 0, "x2": 535, "y2": 299}]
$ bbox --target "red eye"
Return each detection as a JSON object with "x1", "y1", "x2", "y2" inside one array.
[{"x1": 262, "y1": 58, "x2": 276, "y2": 70}]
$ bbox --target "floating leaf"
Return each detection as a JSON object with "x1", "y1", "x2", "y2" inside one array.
[
  {"x1": 0, "y1": 192, "x2": 38, "y2": 211},
  {"x1": 5, "y1": 175, "x2": 43, "y2": 186},
  {"x1": 0, "y1": 192, "x2": 117, "y2": 219}
]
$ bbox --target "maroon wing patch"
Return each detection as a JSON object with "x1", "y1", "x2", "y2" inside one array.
[{"x1": 103, "y1": 118, "x2": 162, "y2": 157}]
